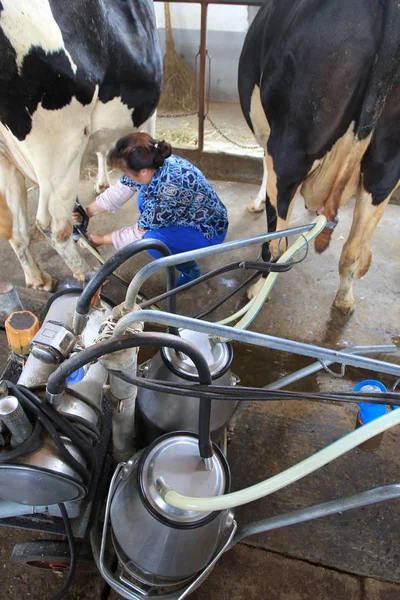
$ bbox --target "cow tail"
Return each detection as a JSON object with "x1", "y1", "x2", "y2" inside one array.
[
  {"x1": 0, "y1": 192, "x2": 13, "y2": 240},
  {"x1": 357, "y1": 3, "x2": 400, "y2": 140}
]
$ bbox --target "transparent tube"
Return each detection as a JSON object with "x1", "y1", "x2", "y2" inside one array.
[
  {"x1": 159, "y1": 408, "x2": 400, "y2": 512},
  {"x1": 217, "y1": 297, "x2": 255, "y2": 326}
]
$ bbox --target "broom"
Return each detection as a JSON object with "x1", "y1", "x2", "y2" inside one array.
[{"x1": 158, "y1": 3, "x2": 198, "y2": 114}]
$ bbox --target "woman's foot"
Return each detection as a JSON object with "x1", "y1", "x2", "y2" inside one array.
[{"x1": 176, "y1": 261, "x2": 201, "y2": 287}]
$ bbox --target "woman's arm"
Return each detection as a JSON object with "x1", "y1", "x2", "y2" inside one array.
[
  {"x1": 88, "y1": 224, "x2": 145, "y2": 248},
  {"x1": 73, "y1": 181, "x2": 135, "y2": 224},
  {"x1": 94, "y1": 180, "x2": 135, "y2": 213}
]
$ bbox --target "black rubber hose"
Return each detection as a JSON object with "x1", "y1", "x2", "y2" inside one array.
[
  {"x1": 46, "y1": 332, "x2": 214, "y2": 459},
  {"x1": 18, "y1": 385, "x2": 95, "y2": 472},
  {"x1": 191, "y1": 271, "x2": 259, "y2": 320},
  {"x1": 75, "y1": 239, "x2": 176, "y2": 318},
  {"x1": 110, "y1": 371, "x2": 400, "y2": 406},
  {"x1": 0, "y1": 421, "x2": 42, "y2": 461},
  {"x1": 140, "y1": 260, "x2": 259, "y2": 308},
  {"x1": 51, "y1": 503, "x2": 77, "y2": 600},
  {"x1": 140, "y1": 258, "x2": 292, "y2": 310},
  {"x1": 6, "y1": 383, "x2": 93, "y2": 484}
]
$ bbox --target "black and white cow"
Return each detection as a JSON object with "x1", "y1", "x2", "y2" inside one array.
[
  {"x1": 239, "y1": 0, "x2": 400, "y2": 313},
  {"x1": 0, "y1": 0, "x2": 161, "y2": 289}
]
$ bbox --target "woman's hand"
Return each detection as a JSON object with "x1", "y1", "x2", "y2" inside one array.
[
  {"x1": 72, "y1": 210, "x2": 84, "y2": 225},
  {"x1": 72, "y1": 201, "x2": 104, "y2": 224},
  {"x1": 87, "y1": 233, "x2": 113, "y2": 247}
]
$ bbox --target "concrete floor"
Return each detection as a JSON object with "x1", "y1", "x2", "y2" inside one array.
[{"x1": 0, "y1": 173, "x2": 399, "y2": 599}]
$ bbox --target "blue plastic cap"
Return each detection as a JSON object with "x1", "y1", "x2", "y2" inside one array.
[
  {"x1": 66, "y1": 367, "x2": 86, "y2": 385},
  {"x1": 354, "y1": 379, "x2": 387, "y2": 424}
]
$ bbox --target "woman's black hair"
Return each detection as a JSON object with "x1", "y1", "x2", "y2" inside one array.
[{"x1": 109, "y1": 132, "x2": 172, "y2": 173}]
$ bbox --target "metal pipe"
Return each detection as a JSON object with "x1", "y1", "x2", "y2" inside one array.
[
  {"x1": 233, "y1": 484, "x2": 400, "y2": 545},
  {"x1": 265, "y1": 345, "x2": 399, "y2": 390},
  {"x1": 123, "y1": 222, "x2": 315, "y2": 310},
  {"x1": 198, "y1": 2, "x2": 209, "y2": 151},
  {"x1": 101, "y1": 348, "x2": 141, "y2": 462},
  {"x1": 0, "y1": 396, "x2": 33, "y2": 446},
  {"x1": 114, "y1": 311, "x2": 400, "y2": 378}
]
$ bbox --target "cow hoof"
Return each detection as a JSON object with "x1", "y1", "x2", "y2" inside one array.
[
  {"x1": 333, "y1": 294, "x2": 356, "y2": 315},
  {"x1": 27, "y1": 272, "x2": 57, "y2": 292},
  {"x1": 247, "y1": 277, "x2": 265, "y2": 299},
  {"x1": 247, "y1": 201, "x2": 265, "y2": 213},
  {"x1": 95, "y1": 183, "x2": 110, "y2": 194}
]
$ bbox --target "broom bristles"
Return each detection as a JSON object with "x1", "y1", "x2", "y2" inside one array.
[{"x1": 159, "y1": 3, "x2": 198, "y2": 113}]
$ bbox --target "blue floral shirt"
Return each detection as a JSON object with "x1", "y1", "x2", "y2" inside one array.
[{"x1": 120, "y1": 155, "x2": 228, "y2": 240}]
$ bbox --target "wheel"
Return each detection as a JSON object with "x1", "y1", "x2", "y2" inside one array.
[{"x1": 11, "y1": 540, "x2": 97, "y2": 573}]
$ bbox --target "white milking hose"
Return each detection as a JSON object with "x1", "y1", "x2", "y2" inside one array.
[
  {"x1": 160, "y1": 408, "x2": 400, "y2": 512},
  {"x1": 217, "y1": 297, "x2": 256, "y2": 325}
]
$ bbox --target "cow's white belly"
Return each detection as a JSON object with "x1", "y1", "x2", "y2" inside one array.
[{"x1": 0, "y1": 91, "x2": 137, "y2": 184}]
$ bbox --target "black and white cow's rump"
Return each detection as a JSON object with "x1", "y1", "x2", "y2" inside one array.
[
  {"x1": 0, "y1": 0, "x2": 161, "y2": 289},
  {"x1": 239, "y1": 0, "x2": 400, "y2": 313}
]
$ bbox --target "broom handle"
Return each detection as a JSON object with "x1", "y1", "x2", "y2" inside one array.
[{"x1": 164, "y1": 2, "x2": 175, "y2": 50}]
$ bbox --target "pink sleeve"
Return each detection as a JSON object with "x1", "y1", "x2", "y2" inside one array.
[
  {"x1": 95, "y1": 180, "x2": 135, "y2": 213},
  {"x1": 111, "y1": 223, "x2": 145, "y2": 249}
]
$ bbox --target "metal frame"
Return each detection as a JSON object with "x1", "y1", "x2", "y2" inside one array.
[
  {"x1": 154, "y1": 0, "x2": 264, "y2": 152},
  {"x1": 122, "y1": 221, "x2": 316, "y2": 310},
  {"x1": 91, "y1": 462, "x2": 400, "y2": 600},
  {"x1": 116, "y1": 310, "x2": 400, "y2": 377},
  {"x1": 232, "y1": 484, "x2": 400, "y2": 545},
  {"x1": 265, "y1": 345, "x2": 398, "y2": 390}
]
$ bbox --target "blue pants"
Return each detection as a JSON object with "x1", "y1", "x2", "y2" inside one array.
[{"x1": 137, "y1": 191, "x2": 227, "y2": 268}]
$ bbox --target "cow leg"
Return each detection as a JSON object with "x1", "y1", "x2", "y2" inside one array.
[
  {"x1": 95, "y1": 151, "x2": 110, "y2": 194},
  {"x1": 247, "y1": 193, "x2": 279, "y2": 299},
  {"x1": 0, "y1": 154, "x2": 54, "y2": 290},
  {"x1": 248, "y1": 154, "x2": 267, "y2": 213},
  {"x1": 247, "y1": 146, "x2": 309, "y2": 299},
  {"x1": 36, "y1": 157, "x2": 90, "y2": 284},
  {"x1": 333, "y1": 188, "x2": 391, "y2": 314}
]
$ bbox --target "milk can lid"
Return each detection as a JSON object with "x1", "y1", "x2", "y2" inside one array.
[
  {"x1": 162, "y1": 329, "x2": 232, "y2": 380},
  {"x1": 140, "y1": 433, "x2": 229, "y2": 524}
]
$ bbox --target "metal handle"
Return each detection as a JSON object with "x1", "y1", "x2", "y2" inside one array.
[
  {"x1": 92, "y1": 462, "x2": 237, "y2": 600},
  {"x1": 138, "y1": 360, "x2": 152, "y2": 377},
  {"x1": 232, "y1": 484, "x2": 400, "y2": 546}
]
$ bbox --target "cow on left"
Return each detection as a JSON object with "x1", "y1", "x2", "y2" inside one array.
[{"x1": 0, "y1": 0, "x2": 162, "y2": 290}]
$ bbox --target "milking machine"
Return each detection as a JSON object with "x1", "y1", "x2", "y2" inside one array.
[{"x1": 1, "y1": 216, "x2": 400, "y2": 600}]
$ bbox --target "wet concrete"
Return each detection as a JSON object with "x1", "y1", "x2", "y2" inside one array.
[{"x1": 0, "y1": 174, "x2": 399, "y2": 598}]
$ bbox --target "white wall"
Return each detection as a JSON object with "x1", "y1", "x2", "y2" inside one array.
[
  {"x1": 155, "y1": 3, "x2": 258, "y2": 101},
  {"x1": 155, "y1": 3, "x2": 249, "y2": 32}
]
